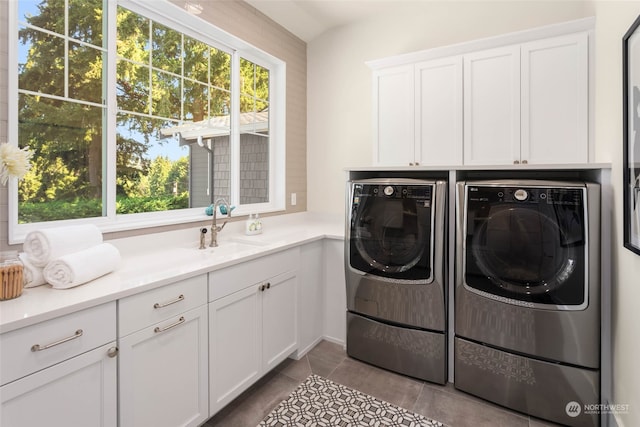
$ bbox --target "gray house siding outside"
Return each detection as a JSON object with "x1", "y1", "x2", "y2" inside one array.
[{"x1": 188, "y1": 134, "x2": 268, "y2": 208}]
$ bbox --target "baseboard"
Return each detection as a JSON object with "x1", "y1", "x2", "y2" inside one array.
[
  {"x1": 291, "y1": 336, "x2": 325, "y2": 360},
  {"x1": 321, "y1": 334, "x2": 346, "y2": 349}
]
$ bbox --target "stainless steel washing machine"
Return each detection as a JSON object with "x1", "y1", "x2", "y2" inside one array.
[
  {"x1": 455, "y1": 180, "x2": 600, "y2": 426},
  {"x1": 345, "y1": 178, "x2": 447, "y2": 384}
]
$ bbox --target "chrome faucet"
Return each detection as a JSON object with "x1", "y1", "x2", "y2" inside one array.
[{"x1": 210, "y1": 198, "x2": 231, "y2": 247}]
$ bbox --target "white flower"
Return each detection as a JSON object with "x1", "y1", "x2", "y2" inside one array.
[{"x1": 0, "y1": 143, "x2": 33, "y2": 186}]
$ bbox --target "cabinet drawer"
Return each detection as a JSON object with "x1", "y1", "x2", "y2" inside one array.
[
  {"x1": 209, "y1": 248, "x2": 299, "y2": 301},
  {"x1": 0, "y1": 302, "x2": 116, "y2": 386},
  {"x1": 119, "y1": 275, "x2": 207, "y2": 337}
]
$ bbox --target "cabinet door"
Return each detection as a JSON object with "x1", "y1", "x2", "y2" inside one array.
[
  {"x1": 464, "y1": 45, "x2": 521, "y2": 165},
  {"x1": 209, "y1": 285, "x2": 261, "y2": 416},
  {"x1": 119, "y1": 305, "x2": 208, "y2": 427},
  {"x1": 262, "y1": 271, "x2": 298, "y2": 371},
  {"x1": 415, "y1": 56, "x2": 463, "y2": 166},
  {"x1": 373, "y1": 65, "x2": 415, "y2": 165},
  {"x1": 297, "y1": 242, "x2": 324, "y2": 356},
  {"x1": 521, "y1": 33, "x2": 588, "y2": 164},
  {"x1": 1, "y1": 343, "x2": 117, "y2": 427},
  {"x1": 324, "y1": 239, "x2": 346, "y2": 344}
]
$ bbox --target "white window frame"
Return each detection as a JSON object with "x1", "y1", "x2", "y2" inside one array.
[{"x1": 8, "y1": 0, "x2": 286, "y2": 244}]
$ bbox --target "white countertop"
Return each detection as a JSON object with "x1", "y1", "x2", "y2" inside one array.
[{"x1": 0, "y1": 212, "x2": 345, "y2": 333}]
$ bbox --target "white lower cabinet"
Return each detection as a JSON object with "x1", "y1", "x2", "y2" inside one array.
[
  {"x1": 0, "y1": 302, "x2": 117, "y2": 427},
  {"x1": 209, "y1": 249, "x2": 298, "y2": 416},
  {"x1": 261, "y1": 271, "x2": 298, "y2": 371},
  {"x1": 1, "y1": 342, "x2": 117, "y2": 426},
  {"x1": 118, "y1": 275, "x2": 209, "y2": 427},
  {"x1": 209, "y1": 284, "x2": 261, "y2": 413},
  {"x1": 1, "y1": 241, "x2": 331, "y2": 426},
  {"x1": 296, "y1": 241, "x2": 325, "y2": 355},
  {"x1": 323, "y1": 239, "x2": 347, "y2": 344}
]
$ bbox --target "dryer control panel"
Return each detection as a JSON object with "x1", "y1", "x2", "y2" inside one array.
[{"x1": 468, "y1": 185, "x2": 583, "y2": 206}]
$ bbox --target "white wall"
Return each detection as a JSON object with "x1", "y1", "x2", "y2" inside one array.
[
  {"x1": 592, "y1": 3, "x2": 640, "y2": 427},
  {"x1": 307, "y1": 1, "x2": 640, "y2": 426}
]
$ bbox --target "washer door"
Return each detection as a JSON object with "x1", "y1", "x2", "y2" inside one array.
[
  {"x1": 354, "y1": 197, "x2": 424, "y2": 273},
  {"x1": 349, "y1": 185, "x2": 433, "y2": 282}
]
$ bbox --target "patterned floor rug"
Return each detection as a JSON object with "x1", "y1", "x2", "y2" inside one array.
[{"x1": 258, "y1": 374, "x2": 445, "y2": 427}]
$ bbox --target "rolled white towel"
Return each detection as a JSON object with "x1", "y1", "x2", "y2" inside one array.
[
  {"x1": 23, "y1": 225, "x2": 103, "y2": 267},
  {"x1": 43, "y1": 243, "x2": 121, "y2": 290},
  {"x1": 18, "y1": 252, "x2": 46, "y2": 288}
]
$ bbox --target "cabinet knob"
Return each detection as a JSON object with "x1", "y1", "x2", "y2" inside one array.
[
  {"x1": 260, "y1": 283, "x2": 271, "y2": 291},
  {"x1": 409, "y1": 162, "x2": 414, "y2": 166},
  {"x1": 513, "y1": 160, "x2": 520, "y2": 164},
  {"x1": 414, "y1": 162, "x2": 420, "y2": 166},
  {"x1": 521, "y1": 159, "x2": 528, "y2": 164},
  {"x1": 107, "y1": 346, "x2": 119, "y2": 358}
]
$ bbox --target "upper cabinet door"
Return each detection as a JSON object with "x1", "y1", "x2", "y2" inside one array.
[
  {"x1": 415, "y1": 56, "x2": 463, "y2": 166},
  {"x1": 464, "y1": 45, "x2": 521, "y2": 165},
  {"x1": 373, "y1": 65, "x2": 415, "y2": 165},
  {"x1": 521, "y1": 33, "x2": 589, "y2": 164}
]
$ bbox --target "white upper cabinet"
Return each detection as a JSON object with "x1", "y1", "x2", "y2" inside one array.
[
  {"x1": 465, "y1": 32, "x2": 588, "y2": 165},
  {"x1": 370, "y1": 19, "x2": 593, "y2": 167},
  {"x1": 521, "y1": 33, "x2": 589, "y2": 164},
  {"x1": 463, "y1": 46, "x2": 521, "y2": 165},
  {"x1": 372, "y1": 58, "x2": 463, "y2": 166},
  {"x1": 373, "y1": 65, "x2": 416, "y2": 165},
  {"x1": 416, "y1": 56, "x2": 463, "y2": 166}
]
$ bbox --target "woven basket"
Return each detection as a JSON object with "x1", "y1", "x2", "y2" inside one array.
[{"x1": 0, "y1": 262, "x2": 24, "y2": 301}]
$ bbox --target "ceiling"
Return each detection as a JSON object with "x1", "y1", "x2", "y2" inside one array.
[{"x1": 244, "y1": 0, "x2": 403, "y2": 42}]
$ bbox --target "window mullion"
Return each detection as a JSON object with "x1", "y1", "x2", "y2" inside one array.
[
  {"x1": 64, "y1": 0, "x2": 69, "y2": 98},
  {"x1": 105, "y1": 0, "x2": 118, "y2": 219},
  {"x1": 148, "y1": 21, "x2": 153, "y2": 116},
  {"x1": 230, "y1": 51, "x2": 240, "y2": 207},
  {"x1": 181, "y1": 33, "x2": 185, "y2": 121}
]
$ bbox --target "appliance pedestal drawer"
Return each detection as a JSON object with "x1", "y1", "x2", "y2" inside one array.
[
  {"x1": 346, "y1": 312, "x2": 446, "y2": 384},
  {"x1": 454, "y1": 337, "x2": 599, "y2": 427}
]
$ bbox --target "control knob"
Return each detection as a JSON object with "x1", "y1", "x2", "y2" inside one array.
[{"x1": 514, "y1": 189, "x2": 528, "y2": 201}]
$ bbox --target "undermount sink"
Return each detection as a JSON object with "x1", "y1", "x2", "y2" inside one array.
[
  {"x1": 226, "y1": 236, "x2": 273, "y2": 246},
  {"x1": 194, "y1": 240, "x2": 263, "y2": 252},
  {"x1": 225, "y1": 231, "x2": 303, "y2": 247}
]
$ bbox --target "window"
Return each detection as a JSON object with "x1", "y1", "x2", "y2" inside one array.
[{"x1": 9, "y1": 0, "x2": 285, "y2": 242}]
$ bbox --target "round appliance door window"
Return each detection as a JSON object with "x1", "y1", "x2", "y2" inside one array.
[
  {"x1": 471, "y1": 207, "x2": 577, "y2": 295},
  {"x1": 354, "y1": 198, "x2": 426, "y2": 274}
]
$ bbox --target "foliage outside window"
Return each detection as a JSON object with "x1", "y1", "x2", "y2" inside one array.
[{"x1": 12, "y1": 0, "x2": 280, "y2": 236}]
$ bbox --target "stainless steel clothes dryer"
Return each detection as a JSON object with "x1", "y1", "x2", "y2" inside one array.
[
  {"x1": 455, "y1": 180, "x2": 600, "y2": 427},
  {"x1": 346, "y1": 178, "x2": 447, "y2": 384}
]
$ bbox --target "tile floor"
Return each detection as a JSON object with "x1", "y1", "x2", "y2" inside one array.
[{"x1": 204, "y1": 340, "x2": 561, "y2": 427}]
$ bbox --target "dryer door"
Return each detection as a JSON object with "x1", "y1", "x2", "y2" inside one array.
[{"x1": 464, "y1": 184, "x2": 587, "y2": 309}]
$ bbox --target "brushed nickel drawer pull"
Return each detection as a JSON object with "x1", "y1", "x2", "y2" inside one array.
[
  {"x1": 154, "y1": 316, "x2": 185, "y2": 333},
  {"x1": 31, "y1": 329, "x2": 83, "y2": 352},
  {"x1": 153, "y1": 294, "x2": 184, "y2": 309}
]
